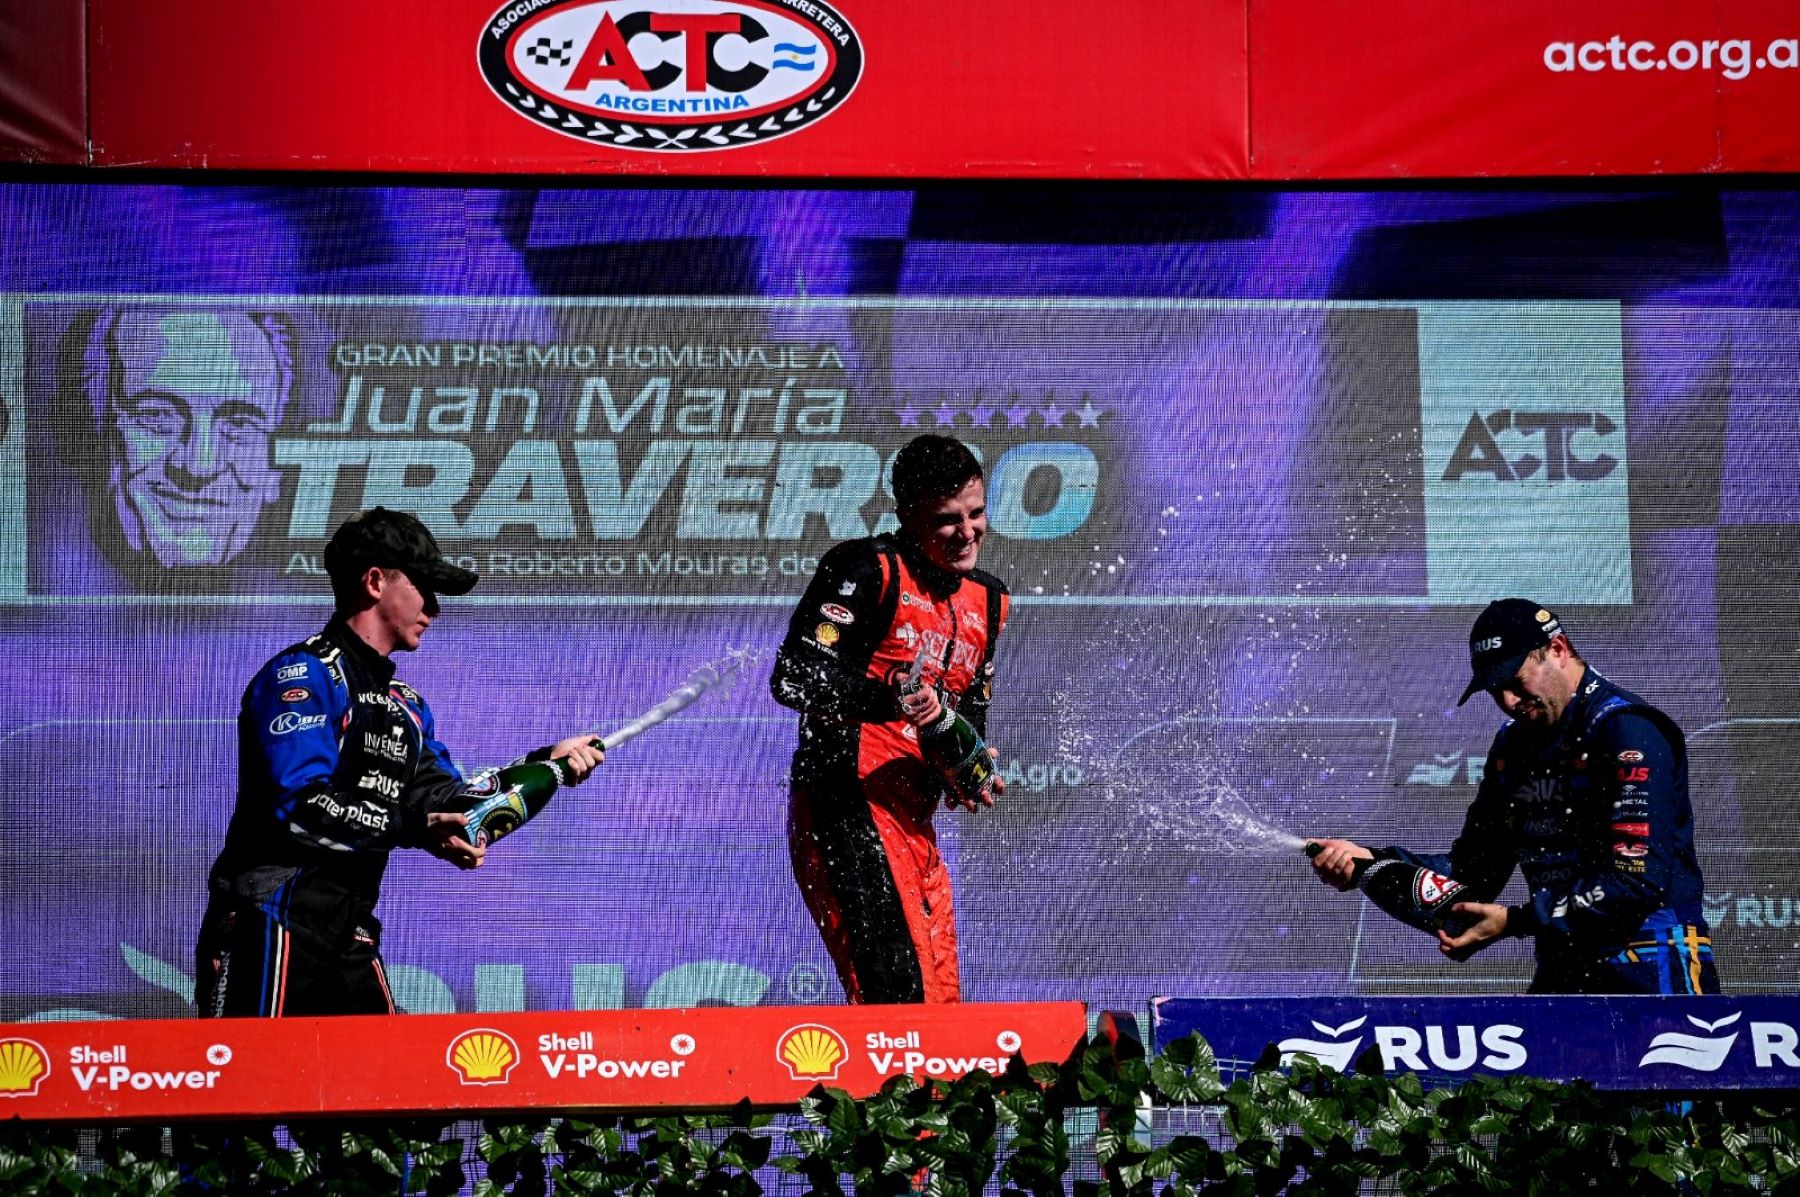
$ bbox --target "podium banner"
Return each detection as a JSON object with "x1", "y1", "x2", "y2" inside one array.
[
  {"x1": 1153, "y1": 995, "x2": 1800, "y2": 1093},
  {"x1": 0, "y1": 1002, "x2": 1085, "y2": 1120}
]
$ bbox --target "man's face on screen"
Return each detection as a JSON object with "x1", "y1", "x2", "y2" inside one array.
[{"x1": 104, "y1": 313, "x2": 287, "y2": 568}]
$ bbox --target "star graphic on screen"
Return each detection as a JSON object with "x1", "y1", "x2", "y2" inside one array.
[
  {"x1": 1075, "y1": 397, "x2": 1105, "y2": 428},
  {"x1": 1041, "y1": 398, "x2": 1068, "y2": 427},
  {"x1": 968, "y1": 399, "x2": 997, "y2": 427},
  {"x1": 895, "y1": 400, "x2": 923, "y2": 427},
  {"x1": 933, "y1": 399, "x2": 959, "y2": 426},
  {"x1": 1005, "y1": 400, "x2": 1034, "y2": 427}
]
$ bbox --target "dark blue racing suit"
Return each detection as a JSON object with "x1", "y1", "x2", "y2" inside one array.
[
  {"x1": 195, "y1": 619, "x2": 470, "y2": 1017},
  {"x1": 1383, "y1": 667, "x2": 1720, "y2": 995}
]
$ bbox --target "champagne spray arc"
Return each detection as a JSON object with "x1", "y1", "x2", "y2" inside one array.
[{"x1": 460, "y1": 650, "x2": 752, "y2": 847}]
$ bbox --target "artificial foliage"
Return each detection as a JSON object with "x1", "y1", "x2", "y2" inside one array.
[{"x1": 3, "y1": 1031, "x2": 1798, "y2": 1194}]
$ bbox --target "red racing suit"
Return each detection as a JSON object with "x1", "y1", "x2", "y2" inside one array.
[{"x1": 772, "y1": 535, "x2": 1009, "y2": 1004}]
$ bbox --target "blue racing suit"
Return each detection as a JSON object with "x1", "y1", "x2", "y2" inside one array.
[
  {"x1": 195, "y1": 619, "x2": 468, "y2": 1016},
  {"x1": 1383, "y1": 667, "x2": 1720, "y2": 995}
]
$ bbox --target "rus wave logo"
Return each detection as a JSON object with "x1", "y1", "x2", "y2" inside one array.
[
  {"x1": 1639, "y1": 1012, "x2": 1741, "y2": 1071},
  {"x1": 1278, "y1": 1017, "x2": 1366, "y2": 1072}
]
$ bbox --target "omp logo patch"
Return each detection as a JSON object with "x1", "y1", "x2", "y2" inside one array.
[{"x1": 481, "y1": 0, "x2": 862, "y2": 151}]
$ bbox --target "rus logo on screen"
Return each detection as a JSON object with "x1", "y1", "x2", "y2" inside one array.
[{"x1": 480, "y1": 0, "x2": 864, "y2": 151}]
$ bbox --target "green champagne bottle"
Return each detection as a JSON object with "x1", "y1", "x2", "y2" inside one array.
[
  {"x1": 459, "y1": 755, "x2": 576, "y2": 846},
  {"x1": 899, "y1": 646, "x2": 994, "y2": 807},
  {"x1": 909, "y1": 689, "x2": 995, "y2": 806}
]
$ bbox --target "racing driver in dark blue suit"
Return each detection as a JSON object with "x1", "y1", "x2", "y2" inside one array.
[
  {"x1": 1310, "y1": 599, "x2": 1720, "y2": 995},
  {"x1": 195, "y1": 507, "x2": 603, "y2": 1017}
]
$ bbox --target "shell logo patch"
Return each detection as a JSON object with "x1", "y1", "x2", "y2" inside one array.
[
  {"x1": 815, "y1": 623, "x2": 840, "y2": 646},
  {"x1": 0, "y1": 1038, "x2": 49, "y2": 1098},
  {"x1": 776, "y1": 1023, "x2": 848, "y2": 1081},
  {"x1": 447, "y1": 1029, "x2": 521, "y2": 1086}
]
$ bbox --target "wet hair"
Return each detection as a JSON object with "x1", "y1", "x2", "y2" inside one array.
[{"x1": 891, "y1": 434, "x2": 982, "y2": 513}]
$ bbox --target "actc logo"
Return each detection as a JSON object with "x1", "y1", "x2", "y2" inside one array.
[
  {"x1": 481, "y1": 0, "x2": 862, "y2": 151},
  {"x1": 1441, "y1": 409, "x2": 1619, "y2": 483}
]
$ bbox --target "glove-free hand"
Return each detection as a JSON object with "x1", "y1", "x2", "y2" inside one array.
[{"x1": 425, "y1": 811, "x2": 485, "y2": 870}]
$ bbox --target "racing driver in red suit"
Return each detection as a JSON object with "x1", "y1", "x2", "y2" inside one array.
[{"x1": 772, "y1": 434, "x2": 1010, "y2": 1004}]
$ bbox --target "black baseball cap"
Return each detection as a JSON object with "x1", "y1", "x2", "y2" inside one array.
[
  {"x1": 1458, "y1": 598, "x2": 1563, "y2": 705},
  {"x1": 322, "y1": 507, "x2": 478, "y2": 596}
]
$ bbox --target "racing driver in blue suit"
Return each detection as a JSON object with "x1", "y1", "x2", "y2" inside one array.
[
  {"x1": 1310, "y1": 599, "x2": 1721, "y2": 995},
  {"x1": 194, "y1": 507, "x2": 603, "y2": 1017}
]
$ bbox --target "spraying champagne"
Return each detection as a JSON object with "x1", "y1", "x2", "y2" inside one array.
[
  {"x1": 1304, "y1": 842, "x2": 1476, "y2": 936},
  {"x1": 458, "y1": 652, "x2": 747, "y2": 846}
]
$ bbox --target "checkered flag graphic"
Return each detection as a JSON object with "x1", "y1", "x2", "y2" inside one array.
[{"x1": 526, "y1": 37, "x2": 576, "y2": 67}]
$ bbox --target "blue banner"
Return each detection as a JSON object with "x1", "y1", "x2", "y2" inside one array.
[{"x1": 1153, "y1": 996, "x2": 1800, "y2": 1092}]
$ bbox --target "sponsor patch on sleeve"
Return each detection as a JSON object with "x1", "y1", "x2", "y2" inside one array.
[
  {"x1": 280, "y1": 687, "x2": 311, "y2": 704},
  {"x1": 820, "y1": 603, "x2": 855, "y2": 625},
  {"x1": 815, "y1": 623, "x2": 840, "y2": 647}
]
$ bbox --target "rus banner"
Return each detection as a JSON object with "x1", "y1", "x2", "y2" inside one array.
[
  {"x1": 0, "y1": 1002, "x2": 1086, "y2": 1120},
  {"x1": 1153, "y1": 996, "x2": 1800, "y2": 1093}
]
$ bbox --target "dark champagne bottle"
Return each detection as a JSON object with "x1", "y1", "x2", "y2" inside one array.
[
  {"x1": 900, "y1": 679, "x2": 995, "y2": 806},
  {"x1": 458, "y1": 743, "x2": 597, "y2": 846},
  {"x1": 1305, "y1": 843, "x2": 1474, "y2": 935}
]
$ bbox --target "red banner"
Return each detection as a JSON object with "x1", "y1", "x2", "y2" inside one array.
[
  {"x1": 7, "y1": 2, "x2": 1796, "y2": 177},
  {"x1": 84, "y1": 0, "x2": 1248, "y2": 178},
  {"x1": 0, "y1": 1003, "x2": 1086, "y2": 1121},
  {"x1": 0, "y1": 0, "x2": 86, "y2": 165},
  {"x1": 1249, "y1": 0, "x2": 1800, "y2": 178}
]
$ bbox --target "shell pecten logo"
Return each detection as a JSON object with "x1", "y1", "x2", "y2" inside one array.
[
  {"x1": 776, "y1": 1023, "x2": 849, "y2": 1081},
  {"x1": 0, "y1": 1038, "x2": 49, "y2": 1098},
  {"x1": 446, "y1": 1029, "x2": 520, "y2": 1086}
]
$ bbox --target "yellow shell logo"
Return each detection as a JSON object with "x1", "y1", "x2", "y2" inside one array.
[
  {"x1": 0, "y1": 1038, "x2": 49, "y2": 1098},
  {"x1": 775, "y1": 1024, "x2": 848, "y2": 1081},
  {"x1": 446, "y1": 1029, "x2": 519, "y2": 1086}
]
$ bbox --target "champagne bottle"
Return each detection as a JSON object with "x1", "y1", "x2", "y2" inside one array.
[
  {"x1": 459, "y1": 741, "x2": 598, "y2": 846},
  {"x1": 924, "y1": 703, "x2": 997, "y2": 805},
  {"x1": 1304, "y1": 843, "x2": 1474, "y2": 935},
  {"x1": 901, "y1": 679, "x2": 995, "y2": 806}
]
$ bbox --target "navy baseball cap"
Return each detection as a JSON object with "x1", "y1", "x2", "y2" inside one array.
[
  {"x1": 322, "y1": 507, "x2": 478, "y2": 596},
  {"x1": 1458, "y1": 598, "x2": 1563, "y2": 705}
]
